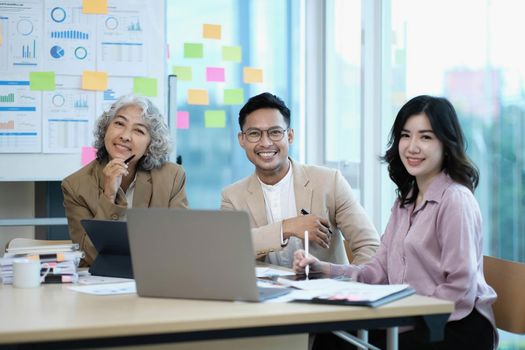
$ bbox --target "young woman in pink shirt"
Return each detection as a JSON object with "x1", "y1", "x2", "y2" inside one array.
[{"x1": 294, "y1": 95, "x2": 497, "y2": 349}]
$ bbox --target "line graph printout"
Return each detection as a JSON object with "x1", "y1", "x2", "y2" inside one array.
[
  {"x1": 0, "y1": 77, "x2": 41, "y2": 153},
  {"x1": 43, "y1": 0, "x2": 95, "y2": 74},
  {"x1": 42, "y1": 75, "x2": 95, "y2": 152},
  {"x1": 96, "y1": 0, "x2": 147, "y2": 76},
  {"x1": 0, "y1": 0, "x2": 43, "y2": 73}
]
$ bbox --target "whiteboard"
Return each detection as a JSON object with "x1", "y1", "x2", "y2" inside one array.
[{"x1": 0, "y1": 0, "x2": 166, "y2": 181}]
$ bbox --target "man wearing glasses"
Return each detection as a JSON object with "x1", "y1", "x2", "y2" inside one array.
[{"x1": 221, "y1": 92, "x2": 379, "y2": 267}]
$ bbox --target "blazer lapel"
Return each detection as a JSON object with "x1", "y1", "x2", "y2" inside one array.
[
  {"x1": 132, "y1": 170, "x2": 152, "y2": 208},
  {"x1": 292, "y1": 160, "x2": 313, "y2": 215},
  {"x1": 246, "y1": 174, "x2": 268, "y2": 227}
]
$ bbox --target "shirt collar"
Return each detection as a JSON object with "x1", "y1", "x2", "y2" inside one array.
[
  {"x1": 422, "y1": 171, "x2": 454, "y2": 203},
  {"x1": 257, "y1": 160, "x2": 293, "y2": 191}
]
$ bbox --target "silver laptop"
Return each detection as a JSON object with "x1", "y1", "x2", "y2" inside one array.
[{"x1": 126, "y1": 208, "x2": 290, "y2": 302}]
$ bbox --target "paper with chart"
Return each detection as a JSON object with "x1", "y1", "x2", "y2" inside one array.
[
  {"x1": 0, "y1": 74, "x2": 42, "y2": 153},
  {"x1": 42, "y1": 75, "x2": 95, "y2": 152},
  {"x1": 0, "y1": 0, "x2": 43, "y2": 73}
]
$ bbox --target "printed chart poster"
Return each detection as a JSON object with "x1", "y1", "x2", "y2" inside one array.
[
  {"x1": 95, "y1": 76, "x2": 133, "y2": 119},
  {"x1": 43, "y1": 0, "x2": 96, "y2": 74},
  {"x1": 0, "y1": 76, "x2": 42, "y2": 152},
  {"x1": 96, "y1": 0, "x2": 147, "y2": 76},
  {"x1": 0, "y1": 1, "x2": 43, "y2": 73},
  {"x1": 42, "y1": 75, "x2": 95, "y2": 153}
]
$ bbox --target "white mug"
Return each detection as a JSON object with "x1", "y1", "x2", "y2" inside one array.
[{"x1": 12, "y1": 258, "x2": 51, "y2": 288}]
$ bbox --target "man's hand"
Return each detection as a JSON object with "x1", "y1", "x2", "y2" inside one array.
[{"x1": 283, "y1": 214, "x2": 331, "y2": 248}]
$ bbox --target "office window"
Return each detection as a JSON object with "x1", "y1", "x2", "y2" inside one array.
[
  {"x1": 388, "y1": 0, "x2": 525, "y2": 347},
  {"x1": 167, "y1": 0, "x2": 302, "y2": 209},
  {"x1": 325, "y1": 0, "x2": 362, "y2": 193}
]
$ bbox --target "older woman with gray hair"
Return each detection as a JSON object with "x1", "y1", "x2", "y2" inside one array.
[{"x1": 62, "y1": 94, "x2": 188, "y2": 266}]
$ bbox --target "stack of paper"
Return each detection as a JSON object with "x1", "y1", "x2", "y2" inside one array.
[
  {"x1": 276, "y1": 277, "x2": 415, "y2": 307},
  {"x1": 0, "y1": 238, "x2": 85, "y2": 284}
]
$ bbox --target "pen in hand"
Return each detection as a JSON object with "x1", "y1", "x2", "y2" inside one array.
[
  {"x1": 300, "y1": 208, "x2": 333, "y2": 234},
  {"x1": 124, "y1": 154, "x2": 135, "y2": 164},
  {"x1": 304, "y1": 230, "x2": 309, "y2": 279}
]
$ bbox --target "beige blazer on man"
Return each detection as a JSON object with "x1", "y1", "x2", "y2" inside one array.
[
  {"x1": 221, "y1": 159, "x2": 380, "y2": 267},
  {"x1": 61, "y1": 160, "x2": 188, "y2": 266}
]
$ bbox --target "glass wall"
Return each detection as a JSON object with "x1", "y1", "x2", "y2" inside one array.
[
  {"x1": 167, "y1": 0, "x2": 302, "y2": 209},
  {"x1": 324, "y1": 0, "x2": 362, "y2": 194},
  {"x1": 389, "y1": 1, "x2": 525, "y2": 347}
]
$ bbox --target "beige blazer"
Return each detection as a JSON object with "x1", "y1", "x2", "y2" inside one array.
[
  {"x1": 61, "y1": 160, "x2": 188, "y2": 266},
  {"x1": 221, "y1": 159, "x2": 380, "y2": 267}
]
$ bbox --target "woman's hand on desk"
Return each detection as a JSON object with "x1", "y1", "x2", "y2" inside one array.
[{"x1": 293, "y1": 249, "x2": 330, "y2": 275}]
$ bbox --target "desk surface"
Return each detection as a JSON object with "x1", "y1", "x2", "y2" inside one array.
[{"x1": 0, "y1": 283, "x2": 453, "y2": 347}]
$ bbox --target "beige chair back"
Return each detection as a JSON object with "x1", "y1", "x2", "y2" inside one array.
[{"x1": 483, "y1": 255, "x2": 525, "y2": 334}]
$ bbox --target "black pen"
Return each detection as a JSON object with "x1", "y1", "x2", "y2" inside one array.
[
  {"x1": 300, "y1": 209, "x2": 333, "y2": 234},
  {"x1": 124, "y1": 154, "x2": 135, "y2": 164}
]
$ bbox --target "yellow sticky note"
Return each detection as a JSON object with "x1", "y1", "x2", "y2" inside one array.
[
  {"x1": 203, "y1": 24, "x2": 221, "y2": 39},
  {"x1": 243, "y1": 67, "x2": 263, "y2": 84},
  {"x1": 173, "y1": 66, "x2": 192, "y2": 81},
  {"x1": 82, "y1": 71, "x2": 108, "y2": 91},
  {"x1": 205, "y1": 110, "x2": 226, "y2": 128},
  {"x1": 187, "y1": 89, "x2": 209, "y2": 105},
  {"x1": 82, "y1": 0, "x2": 108, "y2": 14}
]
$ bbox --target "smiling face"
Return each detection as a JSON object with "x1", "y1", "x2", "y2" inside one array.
[
  {"x1": 238, "y1": 108, "x2": 294, "y2": 185},
  {"x1": 103, "y1": 104, "x2": 151, "y2": 165},
  {"x1": 398, "y1": 112, "x2": 444, "y2": 189}
]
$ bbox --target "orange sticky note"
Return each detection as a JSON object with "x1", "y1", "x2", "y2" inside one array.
[
  {"x1": 187, "y1": 89, "x2": 209, "y2": 105},
  {"x1": 203, "y1": 24, "x2": 221, "y2": 39},
  {"x1": 243, "y1": 67, "x2": 263, "y2": 84},
  {"x1": 82, "y1": 0, "x2": 108, "y2": 14},
  {"x1": 82, "y1": 71, "x2": 108, "y2": 91}
]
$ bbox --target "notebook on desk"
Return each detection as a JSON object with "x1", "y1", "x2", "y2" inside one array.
[
  {"x1": 126, "y1": 208, "x2": 290, "y2": 302},
  {"x1": 80, "y1": 219, "x2": 133, "y2": 279}
]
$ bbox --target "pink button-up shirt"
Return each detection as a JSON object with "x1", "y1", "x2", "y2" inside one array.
[{"x1": 338, "y1": 171, "x2": 496, "y2": 331}]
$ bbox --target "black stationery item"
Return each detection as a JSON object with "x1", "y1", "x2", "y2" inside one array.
[{"x1": 80, "y1": 219, "x2": 133, "y2": 279}]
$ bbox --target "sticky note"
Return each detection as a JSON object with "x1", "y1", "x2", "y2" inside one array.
[
  {"x1": 184, "y1": 43, "x2": 203, "y2": 58},
  {"x1": 82, "y1": 71, "x2": 108, "y2": 91},
  {"x1": 224, "y1": 88, "x2": 244, "y2": 105},
  {"x1": 222, "y1": 46, "x2": 242, "y2": 62},
  {"x1": 187, "y1": 89, "x2": 209, "y2": 105},
  {"x1": 133, "y1": 77, "x2": 157, "y2": 97},
  {"x1": 243, "y1": 67, "x2": 263, "y2": 84},
  {"x1": 205, "y1": 110, "x2": 226, "y2": 128},
  {"x1": 81, "y1": 146, "x2": 97, "y2": 165},
  {"x1": 29, "y1": 72, "x2": 55, "y2": 91},
  {"x1": 203, "y1": 24, "x2": 221, "y2": 39},
  {"x1": 206, "y1": 67, "x2": 225, "y2": 82},
  {"x1": 82, "y1": 0, "x2": 108, "y2": 14},
  {"x1": 177, "y1": 111, "x2": 189, "y2": 129},
  {"x1": 173, "y1": 66, "x2": 192, "y2": 81}
]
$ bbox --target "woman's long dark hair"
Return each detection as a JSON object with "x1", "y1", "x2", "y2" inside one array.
[{"x1": 381, "y1": 95, "x2": 479, "y2": 207}]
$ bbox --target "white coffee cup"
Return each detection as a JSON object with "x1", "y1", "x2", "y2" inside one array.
[{"x1": 12, "y1": 258, "x2": 51, "y2": 288}]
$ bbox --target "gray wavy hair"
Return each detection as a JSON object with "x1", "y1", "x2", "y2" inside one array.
[{"x1": 93, "y1": 94, "x2": 170, "y2": 170}]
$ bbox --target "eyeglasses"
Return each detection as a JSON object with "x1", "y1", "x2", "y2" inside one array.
[{"x1": 242, "y1": 127, "x2": 288, "y2": 143}]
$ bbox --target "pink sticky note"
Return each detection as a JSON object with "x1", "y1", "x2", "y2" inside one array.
[
  {"x1": 177, "y1": 111, "x2": 189, "y2": 129},
  {"x1": 206, "y1": 67, "x2": 225, "y2": 82},
  {"x1": 81, "y1": 146, "x2": 97, "y2": 165}
]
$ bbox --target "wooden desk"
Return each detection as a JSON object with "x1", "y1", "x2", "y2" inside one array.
[{"x1": 0, "y1": 283, "x2": 453, "y2": 349}]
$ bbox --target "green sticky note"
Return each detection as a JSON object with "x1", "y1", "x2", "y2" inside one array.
[
  {"x1": 172, "y1": 66, "x2": 193, "y2": 81},
  {"x1": 29, "y1": 72, "x2": 55, "y2": 91},
  {"x1": 184, "y1": 43, "x2": 203, "y2": 58},
  {"x1": 204, "y1": 110, "x2": 226, "y2": 128},
  {"x1": 222, "y1": 46, "x2": 241, "y2": 62},
  {"x1": 133, "y1": 77, "x2": 157, "y2": 97},
  {"x1": 224, "y1": 88, "x2": 244, "y2": 105}
]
